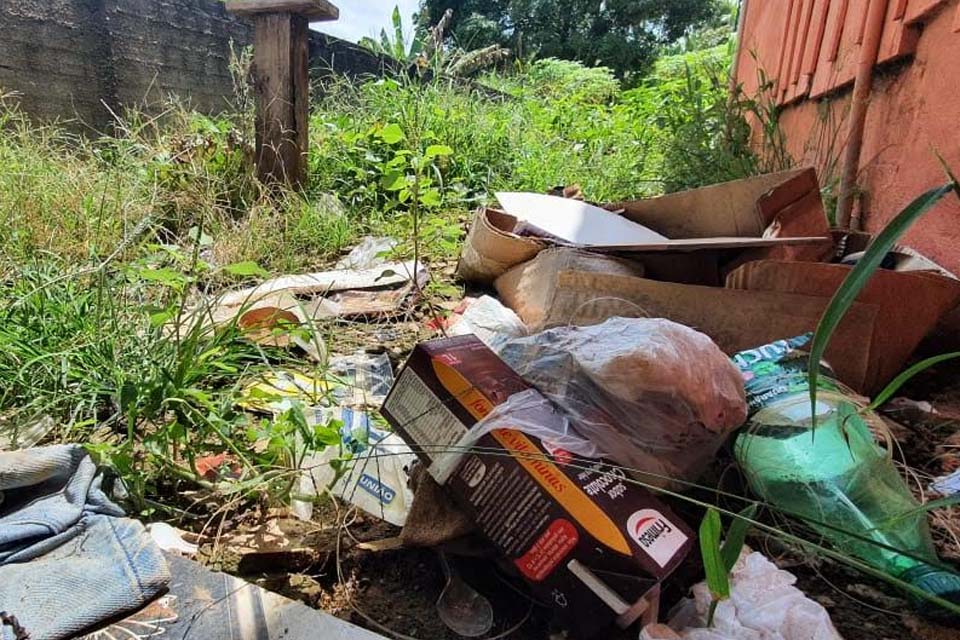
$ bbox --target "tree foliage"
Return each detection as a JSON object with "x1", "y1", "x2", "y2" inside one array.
[{"x1": 419, "y1": 0, "x2": 724, "y2": 80}]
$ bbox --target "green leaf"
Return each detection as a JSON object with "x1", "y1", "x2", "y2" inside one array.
[
  {"x1": 381, "y1": 171, "x2": 408, "y2": 191},
  {"x1": 808, "y1": 182, "x2": 955, "y2": 426},
  {"x1": 148, "y1": 307, "x2": 177, "y2": 328},
  {"x1": 137, "y1": 267, "x2": 186, "y2": 291},
  {"x1": 419, "y1": 188, "x2": 442, "y2": 207},
  {"x1": 314, "y1": 424, "x2": 343, "y2": 447},
  {"x1": 425, "y1": 144, "x2": 454, "y2": 159},
  {"x1": 392, "y1": 6, "x2": 405, "y2": 59},
  {"x1": 867, "y1": 352, "x2": 960, "y2": 411},
  {"x1": 380, "y1": 123, "x2": 405, "y2": 144},
  {"x1": 223, "y1": 261, "x2": 269, "y2": 278},
  {"x1": 721, "y1": 504, "x2": 757, "y2": 572},
  {"x1": 699, "y1": 509, "x2": 730, "y2": 600}
]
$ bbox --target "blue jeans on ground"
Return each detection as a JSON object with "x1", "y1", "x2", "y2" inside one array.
[{"x1": 0, "y1": 445, "x2": 169, "y2": 640}]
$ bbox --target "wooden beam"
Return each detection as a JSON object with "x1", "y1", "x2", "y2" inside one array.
[
  {"x1": 251, "y1": 13, "x2": 310, "y2": 186},
  {"x1": 226, "y1": 0, "x2": 338, "y2": 21},
  {"x1": 226, "y1": 0, "x2": 337, "y2": 187}
]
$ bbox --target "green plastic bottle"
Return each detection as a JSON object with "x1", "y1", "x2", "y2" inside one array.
[{"x1": 732, "y1": 336, "x2": 960, "y2": 617}]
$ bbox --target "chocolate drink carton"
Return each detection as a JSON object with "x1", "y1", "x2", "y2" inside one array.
[{"x1": 381, "y1": 335, "x2": 694, "y2": 638}]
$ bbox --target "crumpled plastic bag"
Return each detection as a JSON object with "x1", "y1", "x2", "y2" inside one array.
[
  {"x1": 641, "y1": 550, "x2": 843, "y2": 640},
  {"x1": 495, "y1": 317, "x2": 747, "y2": 488},
  {"x1": 449, "y1": 295, "x2": 528, "y2": 347}
]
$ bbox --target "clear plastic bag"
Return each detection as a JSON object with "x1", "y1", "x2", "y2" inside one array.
[
  {"x1": 429, "y1": 390, "x2": 602, "y2": 484},
  {"x1": 492, "y1": 317, "x2": 748, "y2": 489}
]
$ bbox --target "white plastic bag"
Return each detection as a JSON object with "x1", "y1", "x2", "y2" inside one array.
[
  {"x1": 449, "y1": 295, "x2": 528, "y2": 347},
  {"x1": 294, "y1": 408, "x2": 416, "y2": 526},
  {"x1": 641, "y1": 550, "x2": 843, "y2": 640}
]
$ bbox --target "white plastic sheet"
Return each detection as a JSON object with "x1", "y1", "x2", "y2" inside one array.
[{"x1": 641, "y1": 550, "x2": 843, "y2": 640}]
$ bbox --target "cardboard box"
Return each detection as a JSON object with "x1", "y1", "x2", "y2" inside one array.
[
  {"x1": 496, "y1": 246, "x2": 960, "y2": 395},
  {"x1": 381, "y1": 336, "x2": 694, "y2": 639},
  {"x1": 496, "y1": 248, "x2": 880, "y2": 392},
  {"x1": 726, "y1": 260, "x2": 960, "y2": 392},
  {"x1": 612, "y1": 168, "x2": 828, "y2": 244},
  {"x1": 457, "y1": 168, "x2": 834, "y2": 284}
]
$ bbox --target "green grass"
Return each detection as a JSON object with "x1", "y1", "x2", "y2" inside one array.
[{"x1": 0, "y1": 51, "x2": 781, "y2": 514}]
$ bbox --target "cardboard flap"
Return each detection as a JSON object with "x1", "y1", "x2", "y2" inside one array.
[
  {"x1": 612, "y1": 167, "x2": 827, "y2": 239},
  {"x1": 726, "y1": 260, "x2": 960, "y2": 391},
  {"x1": 456, "y1": 208, "x2": 546, "y2": 283}
]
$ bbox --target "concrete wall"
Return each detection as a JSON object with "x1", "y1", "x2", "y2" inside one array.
[
  {"x1": 0, "y1": 0, "x2": 390, "y2": 131},
  {"x1": 735, "y1": 0, "x2": 960, "y2": 275},
  {"x1": 0, "y1": 0, "x2": 252, "y2": 129}
]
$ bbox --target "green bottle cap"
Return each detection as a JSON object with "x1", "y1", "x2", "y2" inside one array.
[{"x1": 901, "y1": 564, "x2": 960, "y2": 620}]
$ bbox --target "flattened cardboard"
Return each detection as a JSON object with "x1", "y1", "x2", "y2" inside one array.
[
  {"x1": 458, "y1": 169, "x2": 833, "y2": 283},
  {"x1": 591, "y1": 236, "x2": 830, "y2": 253},
  {"x1": 80, "y1": 554, "x2": 387, "y2": 640},
  {"x1": 496, "y1": 189, "x2": 828, "y2": 252},
  {"x1": 219, "y1": 261, "x2": 421, "y2": 307},
  {"x1": 726, "y1": 260, "x2": 960, "y2": 392},
  {"x1": 495, "y1": 248, "x2": 879, "y2": 392}
]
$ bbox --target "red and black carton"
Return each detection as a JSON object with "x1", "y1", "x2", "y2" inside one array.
[{"x1": 381, "y1": 335, "x2": 695, "y2": 638}]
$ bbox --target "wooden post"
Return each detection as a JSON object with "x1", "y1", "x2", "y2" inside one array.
[{"x1": 226, "y1": 1, "x2": 339, "y2": 188}]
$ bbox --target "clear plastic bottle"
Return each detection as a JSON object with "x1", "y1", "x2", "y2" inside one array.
[{"x1": 732, "y1": 336, "x2": 960, "y2": 616}]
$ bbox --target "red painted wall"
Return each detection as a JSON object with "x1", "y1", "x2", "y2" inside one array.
[{"x1": 735, "y1": 0, "x2": 960, "y2": 274}]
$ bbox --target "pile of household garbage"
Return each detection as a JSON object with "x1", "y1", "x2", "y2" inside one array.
[{"x1": 4, "y1": 168, "x2": 960, "y2": 640}]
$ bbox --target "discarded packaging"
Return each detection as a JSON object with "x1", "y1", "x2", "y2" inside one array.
[
  {"x1": 238, "y1": 369, "x2": 330, "y2": 413},
  {"x1": 497, "y1": 191, "x2": 828, "y2": 253},
  {"x1": 496, "y1": 191, "x2": 669, "y2": 246},
  {"x1": 495, "y1": 248, "x2": 648, "y2": 328},
  {"x1": 294, "y1": 409, "x2": 416, "y2": 526},
  {"x1": 79, "y1": 554, "x2": 389, "y2": 640},
  {"x1": 493, "y1": 317, "x2": 747, "y2": 489},
  {"x1": 328, "y1": 351, "x2": 395, "y2": 407},
  {"x1": 448, "y1": 295, "x2": 529, "y2": 346},
  {"x1": 147, "y1": 522, "x2": 199, "y2": 557},
  {"x1": 610, "y1": 167, "x2": 832, "y2": 262},
  {"x1": 238, "y1": 352, "x2": 393, "y2": 415},
  {"x1": 459, "y1": 168, "x2": 833, "y2": 284},
  {"x1": 931, "y1": 468, "x2": 960, "y2": 497},
  {"x1": 457, "y1": 207, "x2": 547, "y2": 283},
  {"x1": 189, "y1": 260, "x2": 429, "y2": 352},
  {"x1": 733, "y1": 337, "x2": 960, "y2": 613},
  {"x1": 382, "y1": 335, "x2": 695, "y2": 639},
  {"x1": 640, "y1": 549, "x2": 843, "y2": 640},
  {"x1": 335, "y1": 235, "x2": 398, "y2": 270},
  {"x1": 496, "y1": 243, "x2": 958, "y2": 394}
]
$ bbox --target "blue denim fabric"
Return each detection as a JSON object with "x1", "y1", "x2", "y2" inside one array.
[{"x1": 0, "y1": 445, "x2": 169, "y2": 640}]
